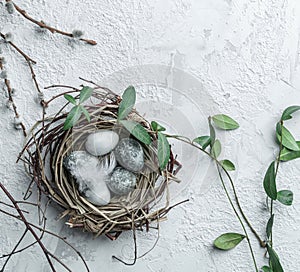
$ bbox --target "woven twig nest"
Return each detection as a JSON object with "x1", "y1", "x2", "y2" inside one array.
[{"x1": 21, "y1": 86, "x2": 180, "y2": 239}]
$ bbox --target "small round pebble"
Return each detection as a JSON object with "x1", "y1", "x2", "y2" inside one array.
[
  {"x1": 114, "y1": 138, "x2": 144, "y2": 172},
  {"x1": 108, "y1": 167, "x2": 137, "y2": 195}
]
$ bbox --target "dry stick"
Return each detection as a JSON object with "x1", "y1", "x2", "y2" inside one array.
[
  {"x1": 78, "y1": 77, "x2": 118, "y2": 96},
  {"x1": 0, "y1": 33, "x2": 36, "y2": 64},
  {"x1": 0, "y1": 56, "x2": 27, "y2": 136},
  {"x1": 0, "y1": 202, "x2": 47, "y2": 260},
  {"x1": 0, "y1": 207, "x2": 90, "y2": 272},
  {"x1": 0, "y1": 182, "x2": 56, "y2": 272},
  {"x1": 12, "y1": 2, "x2": 97, "y2": 45},
  {"x1": 112, "y1": 215, "x2": 138, "y2": 266},
  {"x1": 0, "y1": 229, "x2": 28, "y2": 272}
]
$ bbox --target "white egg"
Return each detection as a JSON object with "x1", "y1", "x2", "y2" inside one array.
[
  {"x1": 84, "y1": 181, "x2": 111, "y2": 206},
  {"x1": 85, "y1": 130, "x2": 119, "y2": 156}
]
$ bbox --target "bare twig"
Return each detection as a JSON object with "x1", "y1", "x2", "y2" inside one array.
[
  {"x1": 0, "y1": 56, "x2": 27, "y2": 136},
  {"x1": 11, "y1": 2, "x2": 97, "y2": 45},
  {"x1": 0, "y1": 182, "x2": 56, "y2": 271}
]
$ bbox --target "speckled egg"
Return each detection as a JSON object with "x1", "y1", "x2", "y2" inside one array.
[
  {"x1": 85, "y1": 130, "x2": 119, "y2": 156},
  {"x1": 107, "y1": 167, "x2": 137, "y2": 195},
  {"x1": 114, "y1": 138, "x2": 144, "y2": 172}
]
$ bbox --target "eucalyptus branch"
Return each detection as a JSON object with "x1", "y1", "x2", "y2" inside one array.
[{"x1": 10, "y1": 1, "x2": 97, "y2": 45}]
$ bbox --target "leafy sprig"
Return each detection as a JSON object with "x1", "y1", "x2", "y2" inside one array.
[
  {"x1": 117, "y1": 87, "x2": 171, "y2": 170},
  {"x1": 63, "y1": 86, "x2": 93, "y2": 130},
  {"x1": 260, "y1": 105, "x2": 300, "y2": 271},
  {"x1": 63, "y1": 85, "x2": 299, "y2": 271}
]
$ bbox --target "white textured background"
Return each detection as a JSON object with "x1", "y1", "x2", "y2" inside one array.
[{"x1": 1, "y1": 0, "x2": 300, "y2": 271}]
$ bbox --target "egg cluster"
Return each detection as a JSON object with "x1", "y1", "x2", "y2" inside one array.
[{"x1": 64, "y1": 130, "x2": 145, "y2": 206}]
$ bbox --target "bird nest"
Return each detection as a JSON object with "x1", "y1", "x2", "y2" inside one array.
[{"x1": 20, "y1": 86, "x2": 181, "y2": 239}]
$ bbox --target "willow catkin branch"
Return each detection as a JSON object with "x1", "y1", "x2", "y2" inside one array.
[
  {"x1": 0, "y1": 57, "x2": 27, "y2": 136},
  {"x1": 11, "y1": 2, "x2": 97, "y2": 45},
  {"x1": 0, "y1": 33, "x2": 36, "y2": 63}
]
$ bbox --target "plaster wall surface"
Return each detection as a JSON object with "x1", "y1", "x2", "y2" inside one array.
[{"x1": 1, "y1": 0, "x2": 300, "y2": 271}]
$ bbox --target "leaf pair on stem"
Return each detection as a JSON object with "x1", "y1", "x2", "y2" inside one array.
[
  {"x1": 63, "y1": 86, "x2": 93, "y2": 130},
  {"x1": 117, "y1": 87, "x2": 170, "y2": 170}
]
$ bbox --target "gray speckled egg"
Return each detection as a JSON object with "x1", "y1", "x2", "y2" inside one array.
[
  {"x1": 108, "y1": 167, "x2": 137, "y2": 195},
  {"x1": 114, "y1": 138, "x2": 144, "y2": 172}
]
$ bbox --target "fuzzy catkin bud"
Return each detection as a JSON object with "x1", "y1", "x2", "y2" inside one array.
[
  {"x1": 72, "y1": 30, "x2": 84, "y2": 38},
  {"x1": 5, "y1": 1, "x2": 14, "y2": 14},
  {"x1": 5, "y1": 99, "x2": 12, "y2": 109},
  {"x1": 11, "y1": 88, "x2": 16, "y2": 96},
  {"x1": 37, "y1": 92, "x2": 44, "y2": 101},
  {"x1": 0, "y1": 70, "x2": 7, "y2": 79},
  {"x1": 14, "y1": 123, "x2": 22, "y2": 130},
  {"x1": 4, "y1": 32, "x2": 13, "y2": 42},
  {"x1": 14, "y1": 116, "x2": 23, "y2": 130},
  {"x1": 0, "y1": 57, "x2": 6, "y2": 65}
]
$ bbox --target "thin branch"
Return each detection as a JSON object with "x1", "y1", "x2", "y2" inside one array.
[
  {"x1": 0, "y1": 57, "x2": 27, "y2": 136},
  {"x1": 0, "y1": 230, "x2": 28, "y2": 272},
  {"x1": 12, "y1": 2, "x2": 97, "y2": 45},
  {"x1": 0, "y1": 206, "x2": 90, "y2": 272},
  {"x1": 0, "y1": 182, "x2": 56, "y2": 271},
  {"x1": 0, "y1": 33, "x2": 36, "y2": 63}
]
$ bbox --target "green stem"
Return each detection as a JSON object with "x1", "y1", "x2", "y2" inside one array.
[
  {"x1": 166, "y1": 134, "x2": 265, "y2": 246},
  {"x1": 166, "y1": 134, "x2": 259, "y2": 271},
  {"x1": 215, "y1": 163, "x2": 258, "y2": 272},
  {"x1": 270, "y1": 120, "x2": 283, "y2": 247}
]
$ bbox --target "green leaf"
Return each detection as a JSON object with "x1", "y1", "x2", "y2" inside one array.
[
  {"x1": 220, "y1": 160, "x2": 235, "y2": 171},
  {"x1": 214, "y1": 233, "x2": 246, "y2": 250},
  {"x1": 280, "y1": 143, "x2": 300, "y2": 162},
  {"x1": 266, "y1": 214, "x2": 274, "y2": 239},
  {"x1": 118, "y1": 86, "x2": 136, "y2": 120},
  {"x1": 261, "y1": 266, "x2": 273, "y2": 272},
  {"x1": 211, "y1": 139, "x2": 221, "y2": 158},
  {"x1": 276, "y1": 123, "x2": 300, "y2": 151},
  {"x1": 64, "y1": 94, "x2": 77, "y2": 105},
  {"x1": 267, "y1": 245, "x2": 284, "y2": 272},
  {"x1": 120, "y1": 120, "x2": 151, "y2": 145},
  {"x1": 151, "y1": 121, "x2": 166, "y2": 132},
  {"x1": 193, "y1": 136, "x2": 211, "y2": 150},
  {"x1": 63, "y1": 106, "x2": 82, "y2": 130},
  {"x1": 157, "y1": 132, "x2": 170, "y2": 170},
  {"x1": 212, "y1": 114, "x2": 239, "y2": 130},
  {"x1": 208, "y1": 117, "x2": 216, "y2": 147},
  {"x1": 263, "y1": 161, "x2": 277, "y2": 200},
  {"x1": 79, "y1": 86, "x2": 93, "y2": 103},
  {"x1": 79, "y1": 105, "x2": 90, "y2": 122},
  {"x1": 277, "y1": 190, "x2": 293, "y2": 206},
  {"x1": 281, "y1": 105, "x2": 300, "y2": 121}
]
